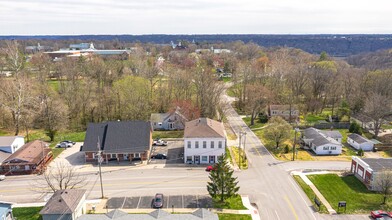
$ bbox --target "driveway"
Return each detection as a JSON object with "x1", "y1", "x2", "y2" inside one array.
[
  {"x1": 48, "y1": 142, "x2": 85, "y2": 169},
  {"x1": 150, "y1": 141, "x2": 184, "y2": 165}
]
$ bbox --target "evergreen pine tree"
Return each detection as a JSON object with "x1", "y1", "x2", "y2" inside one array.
[{"x1": 207, "y1": 154, "x2": 240, "y2": 202}]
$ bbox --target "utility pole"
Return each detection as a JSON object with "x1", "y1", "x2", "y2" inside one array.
[
  {"x1": 97, "y1": 138, "x2": 104, "y2": 199},
  {"x1": 293, "y1": 127, "x2": 299, "y2": 161},
  {"x1": 238, "y1": 130, "x2": 242, "y2": 169},
  {"x1": 242, "y1": 132, "x2": 247, "y2": 162}
]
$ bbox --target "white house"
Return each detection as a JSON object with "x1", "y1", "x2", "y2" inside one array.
[
  {"x1": 0, "y1": 136, "x2": 24, "y2": 154},
  {"x1": 351, "y1": 156, "x2": 392, "y2": 191},
  {"x1": 184, "y1": 118, "x2": 226, "y2": 164},
  {"x1": 347, "y1": 133, "x2": 374, "y2": 151},
  {"x1": 150, "y1": 107, "x2": 187, "y2": 131},
  {"x1": 301, "y1": 128, "x2": 342, "y2": 155},
  {"x1": 268, "y1": 105, "x2": 299, "y2": 122}
]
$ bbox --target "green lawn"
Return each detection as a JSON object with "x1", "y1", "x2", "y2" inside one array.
[
  {"x1": 13, "y1": 207, "x2": 43, "y2": 220},
  {"x1": 222, "y1": 77, "x2": 232, "y2": 83},
  {"x1": 213, "y1": 195, "x2": 247, "y2": 210},
  {"x1": 218, "y1": 214, "x2": 252, "y2": 220},
  {"x1": 242, "y1": 117, "x2": 266, "y2": 130},
  {"x1": 47, "y1": 80, "x2": 61, "y2": 92},
  {"x1": 308, "y1": 174, "x2": 391, "y2": 214},
  {"x1": 230, "y1": 147, "x2": 248, "y2": 169},
  {"x1": 225, "y1": 147, "x2": 233, "y2": 164},
  {"x1": 152, "y1": 130, "x2": 184, "y2": 139},
  {"x1": 293, "y1": 176, "x2": 328, "y2": 213},
  {"x1": 382, "y1": 123, "x2": 392, "y2": 129}
]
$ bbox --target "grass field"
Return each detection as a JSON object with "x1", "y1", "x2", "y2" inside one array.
[
  {"x1": 242, "y1": 117, "x2": 266, "y2": 130},
  {"x1": 213, "y1": 195, "x2": 247, "y2": 210},
  {"x1": 230, "y1": 146, "x2": 248, "y2": 169},
  {"x1": 12, "y1": 207, "x2": 43, "y2": 220},
  {"x1": 293, "y1": 175, "x2": 329, "y2": 213},
  {"x1": 308, "y1": 174, "x2": 392, "y2": 213},
  {"x1": 218, "y1": 214, "x2": 252, "y2": 220},
  {"x1": 152, "y1": 130, "x2": 184, "y2": 139}
]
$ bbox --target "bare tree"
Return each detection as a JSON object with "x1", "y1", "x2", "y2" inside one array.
[
  {"x1": 363, "y1": 92, "x2": 392, "y2": 137},
  {"x1": 244, "y1": 82, "x2": 271, "y2": 126},
  {"x1": 375, "y1": 170, "x2": 392, "y2": 204},
  {"x1": 32, "y1": 162, "x2": 86, "y2": 193}
]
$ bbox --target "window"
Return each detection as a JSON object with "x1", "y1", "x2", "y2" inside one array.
[
  {"x1": 93, "y1": 153, "x2": 98, "y2": 159},
  {"x1": 195, "y1": 141, "x2": 199, "y2": 148},
  {"x1": 218, "y1": 141, "x2": 223, "y2": 148},
  {"x1": 187, "y1": 141, "x2": 191, "y2": 148},
  {"x1": 211, "y1": 141, "x2": 214, "y2": 148},
  {"x1": 323, "y1": 146, "x2": 329, "y2": 150},
  {"x1": 134, "y1": 153, "x2": 141, "y2": 158},
  {"x1": 203, "y1": 141, "x2": 207, "y2": 148},
  {"x1": 186, "y1": 156, "x2": 192, "y2": 162},
  {"x1": 202, "y1": 156, "x2": 208, "y2": 162},
  {"x1": 110, "y1": 154, "x2": 117, "y2": 158}
]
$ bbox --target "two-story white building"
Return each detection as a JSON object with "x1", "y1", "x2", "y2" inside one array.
[{"x1": 184, "y1": 118, "x2": 226, "y2": 164}]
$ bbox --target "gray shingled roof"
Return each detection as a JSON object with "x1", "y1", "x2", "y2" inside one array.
[
  {"x1": 302, "y1": 128, "x2": 340, "y2": 146},
  {"x1": 320, "y1": 130, "x2": 342, "y2": 139},
  {"x1": 0, "y1": 136, "x2": 22, "y2": 146},
  {"x1": 0, "y1": 151, "x2": 11, "y2": 164},
  {"x1": 40, "y1": 189, "x2": 86, "y2": 215},
  {"x1": 184, "y1": 118, "x2": 225, "y2": 138},
  {"x1": 82, "y1": 121, "x2": 152, "y2": 153},
  {"x1": 362, "y1": 158, "x2": 392, "y2": 172},
  {"x1": 77, "y1": 208, "x2": 218, "y2": 220},
  {"x1": 348, "y1": 133, "x2": 370, "y2": 144}
]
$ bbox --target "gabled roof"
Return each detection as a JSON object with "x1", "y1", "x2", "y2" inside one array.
[
  {"x1": 184, "y1": 118, "x2": 225, "y2": 138},
  {"x1": 320, "y1": 130, "x2": 342, "y2": 139},
  {"x1": 192, "y1": 208, "x2": 217, "y2": 218},
  {"x1": 40, "y1": 189, "x2": 86, "y2": 215},
  {"x1": 348, "y1": 133, "x2": 371, "y2": 144},
  {"x1": 149, "y1": 209, "x2": 170, "y2": 219},
  {"x1": 302, "y1": 128, "x2": 341, "y2": 147},
  {"x1": 150, "y1": 113, "x2": 170, "y2": 123},
  {"x1": 0, "y1": 151, "x2": 11, "y2": 164},
  {"x1": 3, "y1": 140, "x2": 50, "y2": 164},
  {"x1": 82, "y1": 121, "x2": 152, "y2": 153},
  {"x1": 106, "y1": 209, "x2": 128, "y2": 219},
  {"x1": 0, "y1": 136, "x2": 23, "y2": 146}
]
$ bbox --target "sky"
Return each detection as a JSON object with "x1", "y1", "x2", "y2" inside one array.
[{"x1": 0, "y1": 0, "x2": 391, "y2": 35}]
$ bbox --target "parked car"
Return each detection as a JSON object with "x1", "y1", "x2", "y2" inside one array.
[
  {"x1": 371, "y1": 210, "x2": 392, "y2": 219},
  {"x1": 153, "y1": 139, "x2": 167, "y2": 146},
  {"x1": 376, "y1": 217, "x2": 392, "y2": 220},
  {"x1": 0, "y1": 175, "x2": 5, "y2": 181},
  {"x1": 62, "y1": 140, "x2": 76, "y2": 145},
  {"x1": 152, "y1": 193, "x2": 164, "y2": 208},
  {"x1": 56, "y1": 141, "x2": 73, "y2": 148},
  {"x1": 151, "y1": 154, "x2": 167, "y2": 159},
  {"x1": 205, "y1": 165, "x2": 216, "y2": 172}
]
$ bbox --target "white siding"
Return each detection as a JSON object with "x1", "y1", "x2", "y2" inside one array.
[
  {"x1": 347, "y1": 137, "x2": 374, "y2": 151},
  {"x1": 184, "y1": 137, "x2": 225, "y2": 164},
  {"x1": 314, "y1": 143, "x2": 342, "y2": 155},
  {"x1": 0, "y1": 137, "x2": 24, "y2": 154}
]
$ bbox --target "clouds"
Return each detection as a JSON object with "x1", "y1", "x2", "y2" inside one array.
[{"x1": 0, "y1": 0, "x2": 391, "y2": 35}]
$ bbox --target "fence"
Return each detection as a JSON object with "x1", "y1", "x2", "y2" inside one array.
[{"x1": 298, "y1": 122, "x2": 350, "y2": 130}]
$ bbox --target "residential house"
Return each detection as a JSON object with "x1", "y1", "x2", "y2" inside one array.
[
  {"x1": 40, "y1": 189, "x2": 86, "y2": 220},
  {"x1": 0, "y1": 151, "x2": 11, "y2": 165},
  {"x1": 301, "y1": 128, "x2": 342, "y2": 155},
  {"x1": 351, "y1": 157, "x2": 392, "y2": 191},
  {"x1": 0, "y1": 202, "x2": 12, "y2": 220},
  {"x1": 268, "y1": 105, "x2": 299, "y2": 122},
  {"x1": 82, "y1": 121, "x2": 152, "y2": 164},
  {"x1": 347, "y1": 133, "x2": 374, "y2": 151},
  {"x1": 0, "y1": 136, "x2": 25, "y2": 154},
  {"x1": 319, "y1": 130, "x2": 343, "y2": 143},
  {"x1": 184, "y1": 118, "x2": 226, "y2": 164},
  {"x1": 77, "y1": 208, "x2": 218, "y2": 220},
  {"x1": 0, "y1": 140, "x2": 52, "y2": 175},
  {"x1": 150, "y1": 108, "x2": 187, "y2": 130}
]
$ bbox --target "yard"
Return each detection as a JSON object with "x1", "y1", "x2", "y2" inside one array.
[
  {"x1": 212, "y1": 195, "x2": 247, "y2": 210},
  {"x1": 218, "y1": 214, "x2": 252, "y2": 220},
  {"x1": 152, "y1": 130, "x2": 184, "y2": 139},
  {"x1": 307, "y1": 174, "x2": 392, "y2": 213},
  {"x1": 242, "y1": 116, "x2": 266, "y2": 130},
  {"x1": 12, "y1": 207, "x2": 43, "y2": 220},
  {"x1": 292, "y1": 176, "x2": 328, "y2": 213},
  {"x1": 230, "y1": 146, "x2": 248, "y2": 169}
]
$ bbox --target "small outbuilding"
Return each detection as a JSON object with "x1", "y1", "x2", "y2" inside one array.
[{"x1": 347, "y1": 133, "x2": 374, "y2": 151}]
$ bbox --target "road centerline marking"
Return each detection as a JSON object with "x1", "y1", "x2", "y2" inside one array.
[{"x1": 284, "y1": 195, "x2": 299, "y2": 220}]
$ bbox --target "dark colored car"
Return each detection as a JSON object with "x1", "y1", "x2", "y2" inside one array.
[
  {"x1": 151, "y1": 154, "x2": 167, "y2": 159},
  {"x1": 371, "y1": 210, "x2": 392, "y2": 219},
  {"x1": 153, "y1": 193, "x2": 163, "y2": 208},
  {"x1": 205, "y1": 165, "x2": 216, "y2": 172}
]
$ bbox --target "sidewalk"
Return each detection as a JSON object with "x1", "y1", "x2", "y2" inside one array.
[{"x1": 292, "y1": 171, "x2": 337, "y2": 214}]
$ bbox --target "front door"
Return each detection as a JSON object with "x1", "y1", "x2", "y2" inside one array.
[
  {"x1": 209, "y1": 156, "x2": 215, "y2": 164},
  {"x1": 123, "y1": 154, "x2": 128, "y2": 161},
  {"x1": 194, "y1": 155, "x2": 200, "y2": 164}
]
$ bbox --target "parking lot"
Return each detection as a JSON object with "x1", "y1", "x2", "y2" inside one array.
[
  {"x1": 150, "y1": 141, "x2": 184, "y2": 164},
  {"x1": 106, "y1": 195, "x2": 213, "y2": 209}
]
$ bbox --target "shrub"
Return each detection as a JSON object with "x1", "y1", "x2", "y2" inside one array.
[
  {"x1": 358, "y1": 148, "x2": 364, "y2": 156},
  {"x1": 284, "y1": 145, "x2": 290, "y2": 153},
  {"x1": 258, "y1": 113, "x2": 268, "y2": 123},
  {"x1": 349, "y1": 122, "x2": 362, "y2": 135}
]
